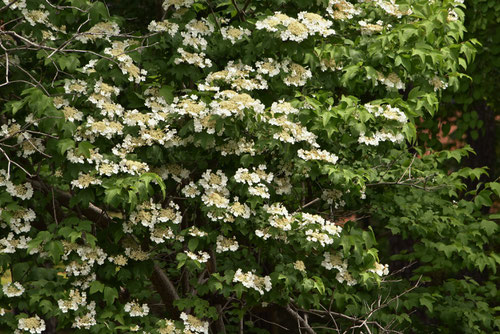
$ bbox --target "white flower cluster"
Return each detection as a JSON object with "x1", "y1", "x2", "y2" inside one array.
[
  {"x1": 201, "y1": 61, "x2": 268, "y2": 91},
  {"x1": 221, "y1": 26, "x2": 251, "y2": 44},
  {"x1": 2, "y1": 281, "x2": 25, "y2": 297},
  {"x1": 125, "y1": 200, "x2": 182, "y2": 241},
  {"x1": 17, "y1": 315, "x2": 46, "y2": 334},
  {"x1": 75, "y1": 21, "x2": 120, "y2": 43},
  {"x1": 358, "y1": 130, "x2": 404, "y2": 146},
  {"x1": 298, "y1": 148, "x2": 339, "y2": 164},
  {"x1": 300, "y1": 213, "x2": 342, "y2": 247},
  {"x1": 282, "y1": 61, "x2": 312, "y2": 87},
  {"x1": 185, "y1": 250, "x2": 211, "y2": 263},
  {"x1": 64, "y1": 79, "x2": 87, "y2": 95},
  {"x1": 216, "y1": 235, "x2": 239, "y2": 253},
  {"x1": 72, "y1": 301, "x2": 97, "y2": 329},
  {"x1": 57, "y1": 289, "x2": 87, "y2": 313},
  {"x1": 256, "y1": 11, "x2": 334, "y2": 42},
  {"x1": 180, "y1": 312, "x2": 209, "y2": 334},
  {"x1": 327, "y1": 0, "x2": 361, "y2": 21},
  {"x1": 162, "y1": 0, "x2": 194, "y2": 10},
  {"x1": 369, "y1": 262, "x2": 390, "y2": 276},
  {"x1": 175, "y1": 48, "x2": 213, "y2": 68},
  {"x1": 364, "y1": 104, "x2": 407, "y2": 123},
  {"x1": 4, "y1": 181, "x2": 33, "y2": 200},
  {"x1": 267, "y1": 115, "x2": 318, "y2": 146},
  {"x1": 375, "y1": 0, "x2": 413, "y2": 18},
  {"x1": 182, "y1": 18, "x2": 215, "y2": 50},
  {"x1": 2, "y1": 207, "x2": 35, "y2": 234},
  {"x1": 321, "y1": 252, "x2": 357, "y2": 286},
  {"x1": 84, "y1": 116, "x2": 124, "y2": 140},
  {"x1": 0, "y1": 233, "x2": 31, "y2": 254},
  {"x1": 374, "y1": 72, "x2": 405, "y2": 90},
  {"x1": 104, "y1": 41, "x2": 147, "y2": 83},
  {"x1": 359, "y1": 20, "x2": 384, "y2": 35},
  {"x1": 233, "y1": 269, "x2": 272, "y2": 295},
  {"x1": 124, "y1": 300, "x2": 150, "y2": 317},
  {"x1": 429, "y1": 76, "x2": 449, "y2": 91},
  {"x1": 70, "y1": 172, "x2": 102, "y2": 189},
  {"x1": 148, "y1": 19, "x2": 179, "y2": 35},
  {"x1": 321, "y1": 189, "x2": 346, "y2": 208}
]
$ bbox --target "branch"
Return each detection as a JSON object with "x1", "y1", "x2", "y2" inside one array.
[{"x1": 286, "y1": 304, "x2": 316, "y2": 334}]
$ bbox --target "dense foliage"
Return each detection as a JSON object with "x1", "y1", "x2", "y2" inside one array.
[{"x1": 0, "y1": 0, "x2": 498, "y2": 333}]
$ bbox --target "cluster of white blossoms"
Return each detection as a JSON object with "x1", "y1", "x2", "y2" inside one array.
[
  {"x1": 221, "y1": 26, "x2": 252, "y2": 44},
  {"x1": 256, "y1": 11, "x2": 335, "y2": 42},
  {"x1": 322, "y1": 189, "x2": 346, "y2": 209},
  {"x1": 282, "y1": 61, "x2": 313, "y2": 87},
  {"x1": 429, "y1": 76, "x2": 449, "y2": 91},
  {"x1": 104, "y1": 40, "x2": 147, "y2": 83},
  {"x1": 300, "y1": 213, "x2": 343, "y2": 247},
  {"x1": 375, "y1": 0, "x2": 413, "y2": 18},
  {"x1": 359, "y1": 20, "x2": 385, "y2": 35},
  {"x1": 175, "y1": 48, "x2": 213, "y2": 68},
  {"x1": 364, "y1": 103, "x2": 408, "y2": 123},
  {"x1": 72, "y1": 301, "x2": 97, "y2": 329},
  {"x1": 1, "y1": 207, "x2": 35, "y2": 234},
  {"x1": 216, "y1": 235, "x2": 239, "y2": 253},
  {"x1": 124, "y1": 300, "x2": 150, "y2": 317},
  {"x1": 369, "y1": 262, "x2": 390, "y2": 276},
  {"x1": 16, "y1": 315, "x2": 46, "y2": 334},
  {"x1": 294, "y1": 260, "x2": 306, "y2": 272},
  {"x1": 2, "y1": 281, "x2": 25, "y2": 297},
  {"x1": 125, "y1": 200, "x2": 182, "y2": 245},
  {"x1": 374, "y1": 71, "x2": 406, "y2": 90},
  {"x1": 201, "y1": 61, "x2": 268, "y2": 92},
  {"x1": 327, "y1": 0, "x2": 362, "y2": 20},
  {"x1": 162, "y1": 0, "x2": 195, "y2": 11},
  {"x1": 321, "y1": 252, "x2": 357, "y2": 286},
  {"x1": 0, "y1": 233, "x2": 31, "y2": 254},
  {"x1": 359, "y1": 130, "x2": 404, "y2": 146},
  {"x1": 298, "y1": 148, "x2": 339, "y2": 164},
  {"x1": 180, "y1": 312, "x2": 209, "y2": 334},
  {"x1": 76, "y1": 21, "x2": 120, "y2": 43},
  {"x1": 185, "y1": 250, "x2": 211, "y2": 263},
  {"x1": 57, "y1": 289, "x2": 87, "y2": 313},
  {"x1": 4, "y1": 181, "x2": 33, "y2": 201},
  {"x1": 233, "y1": 269, "x2": 272, "y2": 295},
  {"x1": 70, "y1": 172, "x2": 102, "y2": 189},
  {"x1": 182, "y1": 18, "x2": 215, "y2": 50},
  {"x1": 148, "y1": 19, "x2": 179, "y2": 35},
  {"x1": 0, "y1": 121, "x2": 45, "y2": 159}
]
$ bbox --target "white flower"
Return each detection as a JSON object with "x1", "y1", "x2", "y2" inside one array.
[
  {"x1": 124, "y1": 300, "x2": 150, "y2": 317},
  {"x1": 216, "y1": 235, "x2": 239, "y2": 253},
  {"x1": 233, "y1": 269, "x2": 272, "y2": 295},
  {"x1": 17, "y1": 315, "x2": 46, "y2": 334},
  {"x1": 5, "y1": 181, "x2": 33, "y2": 200},
  {"x1": 180, "y1": 312, "x2": 209, "y2": 334},
  {"x1": 298, "y1": 148, "x2": 339, "y2": 164},
  {"x1": 185, "y1": 251, "x2": 210, "y2": 263},
  {"x1": 3, "y1": 281, "x2": 25, "y2": 297},
  {"x1": 369, "y1": 262, "x2": 390, "y2": 276}
]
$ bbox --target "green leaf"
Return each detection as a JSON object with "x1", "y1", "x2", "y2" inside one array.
[
  {"x1": 57, "y1": 138, "x2": 75, "y2": 155},
  {"x1": 45, "y1": 240, "x2": 64, "y2": 263},
  {"x1": 188, "y1": 238, "x2": 199, "y2": 252},
  {"x1": 312, "y1": 276, "x2": 325, "y2": 295},
  {"x1": 479, "y1": 220, "x2": 498, "y2": 236},
  {"x1": 159, "y1": 85, "x2": 174, "y2": 103},
  {"x1": 89, "y1": 281, "x2": 105, "y2": 294},
  {"x1": 103, "y1": 286, "x2": 118, "y2": 305}
]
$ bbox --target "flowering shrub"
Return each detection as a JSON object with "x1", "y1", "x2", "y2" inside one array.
[{"x1": 0, "y1": 0, "x2": 498, "y2": 333}]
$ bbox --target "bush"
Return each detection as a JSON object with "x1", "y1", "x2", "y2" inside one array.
[{"x1": 0, "y1": 0, "x2": 498, "y2": 333}]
